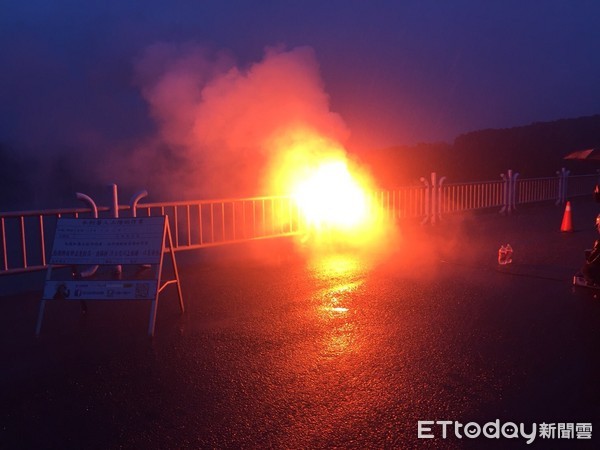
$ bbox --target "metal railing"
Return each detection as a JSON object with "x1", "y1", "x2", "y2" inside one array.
[
  {"x1": 0, "y1": 206, "x2": 113, "y2": 276},
  {"x1": 0, "y1": 197, "x2": 303, "y2": 276},
  {"x1": 440, "y1": 180, "x2": 505, "y2": 213},
  {"x1": 134, "y1": 196, "x2": 301, "y2": 251},
  {"x1": 566, "y1": 174, "x2": 600, "y2": 198},
  {"x1": 517, "y1": 177, "x2": 560, "y2": 204},
  {"x1": 1, "y1": 170, "x2": 598, "y2": 276},
  {"x1": 371, "y1": 187, "x2": 429, "y2": 221}
]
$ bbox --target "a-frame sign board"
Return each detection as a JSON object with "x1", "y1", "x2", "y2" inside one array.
[{"x1": 36, "y1": 216, "x2": 184, "y2": 336}]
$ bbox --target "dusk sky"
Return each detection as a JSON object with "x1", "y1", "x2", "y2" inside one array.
[{"x1": 1, "y1": 1, "x2": 599, "y2": 159}]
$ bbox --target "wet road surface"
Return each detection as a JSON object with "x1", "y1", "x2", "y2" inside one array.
[{"x1": 1, "y1": 200, "x2": 600, "y2": 448}]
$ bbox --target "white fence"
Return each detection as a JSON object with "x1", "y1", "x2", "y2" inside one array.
[
  {"x1": 1, "y1": 170, "x2": 598, "y2": 276},
  {"x1": 134, "y1": 196, "x2": 301, "y2": 250}
]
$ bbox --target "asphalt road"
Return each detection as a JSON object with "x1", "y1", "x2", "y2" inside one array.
[{"x1": 1, "y1": 199, "x2": 600, "y2": 449}]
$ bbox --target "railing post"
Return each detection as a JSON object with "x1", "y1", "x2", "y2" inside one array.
[
  {"x1": 500, "y1": 169, "x2": 518, "y2": 215},
  {"x1": 500, "y1": 172, "x2": 509, "y2": 215},
  {"x1": 75, "y1": 192, "x2": 98, "y2": 218},
  {"x1": 555, "y1": 167, "x2": 570, "y2": 205},
  {"x1": 74, "y1": 192, "x2": 99, "y2": 278},
  {"x1": 419, "y1": 172, "x2": 446, "y2": 225},
  {"x1": 419, "y1": 175, "x2": 430, "y2": 225},
  {"x1": 430, "y1": 172, "x2": 437, "y2": 225},
  {"x1": 110, "y1": 183, "x2": 119, "y2": 219},
  {"x1": 129, "y1": 190, "x2": 149, "y2": 217},
  {"x1": 437, "y1": 176, "x2": 447, "y2": 223},
  {"x1": 109, "y1": 184, "x2": 122, "y2": 277},
  {"x1": 511, "y1": 171, "x2": 519, "y2": 212}
]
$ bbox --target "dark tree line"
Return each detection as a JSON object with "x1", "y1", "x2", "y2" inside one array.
[{"x1": 361, "y1": 114, "x2": 600, "y2": 186}]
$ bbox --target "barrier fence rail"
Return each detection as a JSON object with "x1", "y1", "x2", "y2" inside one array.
[
  {"x1": 370, "y1": 186, "x2": 429, "y2": 221},
  {"x1": 1, "y1": 170, "x2": 599, "y2": 276},
  {"x1": 517, "y1": 177, "x2": 560, "y2": 204},
  {"x1": 134, "y1": 196, "x2": 302, "y2": 250},
  {"x1": 441, "y1": 180, "x2": 505, "y2": 213},
  {"x1": 566, "y1": 174, "x2": 600, "y2": 198}
]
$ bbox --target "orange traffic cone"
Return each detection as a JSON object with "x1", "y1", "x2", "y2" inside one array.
[{"x1": 561, "y1": 201, "x2": 573, "y2": 232}]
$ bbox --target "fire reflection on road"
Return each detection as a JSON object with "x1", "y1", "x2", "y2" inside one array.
[{"x1": 309, "y1": 254, "x2": 369, "y2": 358}]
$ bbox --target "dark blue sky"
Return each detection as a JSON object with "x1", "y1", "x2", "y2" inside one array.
[{"x1": 1, "y1": 0, "x2": 599, "y2": 154}]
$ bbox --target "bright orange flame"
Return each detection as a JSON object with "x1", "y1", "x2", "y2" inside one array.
[
  {"x1": 267, "y1": 127, "x2": 387, "y2": 248},
  {"x1": 291, "y1": 160, "x2": 368, "y2": 230}
]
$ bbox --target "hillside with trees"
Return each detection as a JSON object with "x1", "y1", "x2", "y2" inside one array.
[{"x1": 360, "y1": 114, "x2": 600, "y2": 186}]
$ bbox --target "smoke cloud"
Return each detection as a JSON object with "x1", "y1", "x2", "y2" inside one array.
[{"x1": 106, "y1": 43, "x2": 349, "y2": 200}]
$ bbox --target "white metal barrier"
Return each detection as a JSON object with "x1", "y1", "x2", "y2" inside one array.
[
  {"x1": 441, "y1": 180, "x2": 505, "y2": 213},
  {"x1": 134, "y1": 196, "x2": 301, "y2": 251},
  {"x1": 0, "y1": 196, "x2": 302, "y2": 276},
  {"x1": 370, "y1": 187, "x2": 429, "y2": 221},
  {"x1": 1, "y1": 170, "x2": 598, "y2": 276},
  {"x1": 566, "y1": 173, "x2": 600, "y2": 199}
]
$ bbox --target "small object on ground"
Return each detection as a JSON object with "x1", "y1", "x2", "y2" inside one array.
[
  {"x1": 573, "y1": 273, "x2": 600, "y2": 290},
  {"x1": 498, "y1": 244, "x2": 513, "y2": 265}
]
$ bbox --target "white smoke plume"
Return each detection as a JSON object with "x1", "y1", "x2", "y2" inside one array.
[{"x1": 106, "y1": 43, "x2": 349, "y2": 200}]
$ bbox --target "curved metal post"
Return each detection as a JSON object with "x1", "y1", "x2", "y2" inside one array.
[
  {"x1": 76, "y1": 193, "x2": 98, "y2": 218},
  {"x1": 129, "y1": 190, "x2": 149, "y2": 218},
  {"x1": 75, "y1": 192, "x2": 99, "y2": 278},
  {"x1": 109, "y1": 184, "x2": 122, "y2": 277}
]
